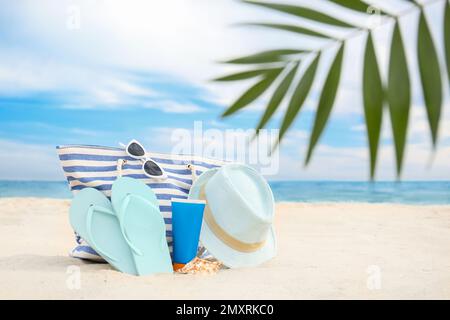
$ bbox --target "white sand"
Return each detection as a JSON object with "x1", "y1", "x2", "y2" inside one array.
[{"x1": 0, "y1": 198, "x2": 449, "y2": 299}]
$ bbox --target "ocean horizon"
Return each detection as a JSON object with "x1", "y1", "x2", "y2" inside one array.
[{"x1": 0, "y1": 180, "x2": 449, "y2": 205}]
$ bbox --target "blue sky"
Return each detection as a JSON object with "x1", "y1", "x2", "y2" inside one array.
[{"x1": 0, "y1": 0, "x2": 449, "y2": 181}]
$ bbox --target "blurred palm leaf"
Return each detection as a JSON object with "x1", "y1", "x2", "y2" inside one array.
[
  {"x1": 243, "y1": 23, "x2": 334, "y2": 38},
  {"x1": 275, "y1": 54, "x2": 320, "y2": 151},
  {"x1": 241, "y1": 0, "x2": 359, "y2": 28},
  {"x1": 305, "y1": 43, "x2": 345, "y2": 165},
  {"x1": 223, "y1": 49, "x2": 306, "y2": 64},
  {"x1": 214, "y1": 67, "x2": 282, "y2": 81},
  {"x1": 327, "y1": 0, "x2": 373, "y2": 12},
  {"x1": 387, "y1": 21, "x2": 411, "y2": 177},
  {"x1": 417, "y1": 9, "x2": 442, "y2": 146},
  {"x1": 445, "y1": 1, "x2": 450, "y2": 87},
  {"x1": 255, "y1": 62, "x2": 300, "y2": 134},
  {"x1": 363, "y1": 32, "x2": 384, "y2": 179},
  {"x1": 215, "y1": 0, "x2": 449, "y2": 179},
  {"x1": 222, "y1": 67, "x2": 283, "y2": 117}
]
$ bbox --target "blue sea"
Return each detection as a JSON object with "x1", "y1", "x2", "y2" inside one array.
[{"x1": 0, "y1": 180, "x2": 449, "y2": 205}]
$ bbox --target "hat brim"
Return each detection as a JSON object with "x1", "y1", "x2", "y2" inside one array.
[{"x1": 188, "y1": 166, "x2": 277, "y2": 269}]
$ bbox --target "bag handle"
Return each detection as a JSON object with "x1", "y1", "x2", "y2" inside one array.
[{"x1": 117, "y1": 159, "x2": 127, "y2": 178}]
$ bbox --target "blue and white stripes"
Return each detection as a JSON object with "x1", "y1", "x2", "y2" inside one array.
[{"x1": 57, "y1": 144, "x2": 225, "y2": 261}]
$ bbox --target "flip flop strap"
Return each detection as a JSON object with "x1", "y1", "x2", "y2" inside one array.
[
  {"x1": 118, "y1": 194, "x2": 160, "y2": 256},
  {"x1": 86, "y1": 205, "x2": 118, "y2": 262}
]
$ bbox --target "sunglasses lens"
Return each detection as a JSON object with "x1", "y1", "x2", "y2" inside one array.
[
  {"x1": 143, "y1": 160, "x2": 163, "y2": 176},
  {"x1": 127, "y1": 142, "x2": 145, "y2": 157}
]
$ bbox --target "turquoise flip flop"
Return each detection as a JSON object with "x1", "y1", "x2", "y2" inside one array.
[
  {"x1": 69, "y1": 188, "x2": 138, "y2": 275},
  {"x1": 111, "y1": 177, "x2": 173, "y2": 276}
]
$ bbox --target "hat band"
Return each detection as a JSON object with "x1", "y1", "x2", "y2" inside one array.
[{"x1": 199, "y1": 187, "x2": 266, "y2": 253}]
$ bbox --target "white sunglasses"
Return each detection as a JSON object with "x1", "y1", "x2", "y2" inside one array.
[{"x1": 120, "y1": 139, "x2": 167, "y2": 180}]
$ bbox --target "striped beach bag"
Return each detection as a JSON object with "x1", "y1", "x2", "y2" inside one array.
[{"x1": 56, "y1": 144, "x2": 226, "y2": 261}]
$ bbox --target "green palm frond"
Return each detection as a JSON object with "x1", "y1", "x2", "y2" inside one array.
[
  {"x1": 276, "y1": 54, "x2": 320, "y2": 152},
  {"x1": 223, "y1": 49, "x2": 306, "y2": 64},
  {"x1": 387, "y1": 21, "x2": 411, "y2": 178},
  {"x1": 417, "y1": 9, "x2": 442, "y2": 147},
  {"x1": 241, "y1": 0, "x2": 356, "y2": 28},
  {"x1": 221, "y1": 67, "x2": 283, "y2": 117},
  {"x1": 214, "y1": 0, "x2": 449, "y2": 180},
  {"x1": 243, "y1": 23, "x2": 334, "y2": 39},
  {"x1": 214, "y1": 67, "x2": 282, "y2": 81},
  {"x1": 305, "y1": 43, "x2": 345, "y2": 165},
  {"x1": 363, "y1": 32, "x2": 383, "y2": 179},
  {"x1": 444, "y1": 1, "x2": 450, "y2": 88},
  {"x1": 255, "y1": 62, "x2": 300, "y2": 135},
  {"x1": 327, "y1": 0, "x2": 374, "y2": 13}
]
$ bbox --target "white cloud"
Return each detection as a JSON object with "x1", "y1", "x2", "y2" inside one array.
[
  {"x1": 142, "y1": 101, "x2": 206, "y2": 114},
  {"x1": 2, "y1": 0, "x2": 448, "y2": 115},
  {"x1": 0, "y1": 0, "x2": 271, "y2": 85},
  {"x1": 350, "y1": 99, "x2": 450, "y2": 146},
  {"x1": 0, "y1": 139, "x2": 64, "y2": 180},
  {"x1": 0, "y1": 0, "x2": 379, "y2": 113},
  {"x1": 273, "y1": 140, "x2": 450, "y2": 181},
  {"x1": 0, "y1": 48, "x2": 162, "y2": 109}
]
